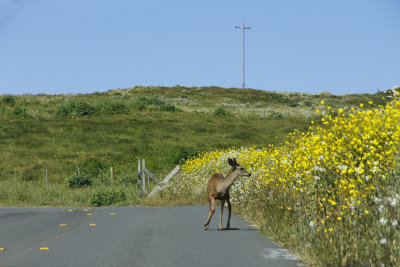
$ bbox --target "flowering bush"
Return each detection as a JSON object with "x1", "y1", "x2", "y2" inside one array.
[{"x1": 171, "y1": 90, "x2": 400, "y2": 265}]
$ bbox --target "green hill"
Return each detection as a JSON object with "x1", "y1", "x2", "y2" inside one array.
[{"x1": 0, "y1": 86, "x2": 388, "y2": 206}]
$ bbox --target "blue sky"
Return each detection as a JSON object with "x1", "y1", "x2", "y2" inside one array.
[{"x1": 0, "y1": 0, "x2": 399, "y2": 95}]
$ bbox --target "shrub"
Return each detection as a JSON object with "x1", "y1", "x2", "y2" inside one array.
[
  {"x1": 133, "y1": 97, "x2": 148, "y2": 111},
  {"x1": 169, "y1": 146, "x2": 198, "y2": 165},
  {"x1": 13, "y1": 106, "x2": 29, "y2": 118},
  {"x1": 133, "y1": 97, "x2": 177, "y2": 112},
  {"x1": 73, "y1": 102, "x2": 97, "y2": 116},
  {"x1": 96, "y1": 100, "x2": 129, "y2": 115},
  {"x1": 119, "y1": 173, "x2": 138, "y2": 185},
  {"x1": 93, "y1": 171, "x2": 111, "y2": 186},
  {"x1": 133, "y1": 97, "x2": 161, "y2": 110},
  {"x1": 90, "y1": 188, "x2": 126, "y2": 206},
  {"x1": 56, "y1": 101, "x2": 97, "y2": 118},
  {"x1": 304, "y1": 101, "x2": 312, "y2": 107},
  {"x1": 2, "y1": 95, "x2": 15, "y2": 106},
  {"x1": 213, "y1": 106, "x2": 229, "y2": 117},
  {"x1": 156, "y1": 102, "x2": 176, "y2": 112},
  {"x1": 83, "y1": 158, "x2": 106, "y2": 176},
  {"x1": 67, "y1": 172, "x2": 91, "y2": 188},
  {"x1": 267, "y1": 92, "x2": 286, "y2": 104},
  {"x1": 135, "y1": 101, "x2": 147, "y2": 111},
  {"x1": 55, "y1": 104, "x2": 71, "y2": 118}
]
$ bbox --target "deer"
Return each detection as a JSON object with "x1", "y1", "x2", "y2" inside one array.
[{"x1": 204, "y1": 158, "x2": 251, "y2": 230}]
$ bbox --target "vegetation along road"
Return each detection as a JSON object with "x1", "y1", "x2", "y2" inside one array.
[
  {"x1": 1, "y1": 86, "x2": 395, "y2": 265},
  {"x1": 0, "y1": 206, "x2": 299, "y2": 267}
]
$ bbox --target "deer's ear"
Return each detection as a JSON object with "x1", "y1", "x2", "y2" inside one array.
[
  {"x1": 228, "y1": 158, "x2": 235, "y2": 166},
  {"x1": 233, "y1": 158, "x2": 239, "y2": 166}
]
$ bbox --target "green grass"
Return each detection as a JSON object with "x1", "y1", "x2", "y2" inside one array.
[
  {"x1": 0, "y1": 181, "x2": 140, "y2": 207},
  {"x1": 0, "y1": 85, "x2": 389, "y2": 207},
  {"x1": 0, "y1": 109, "x2": 310, "y2": 184},
  {"x1": 1, "y1": 85, "x2": 394, "y2": 265}
]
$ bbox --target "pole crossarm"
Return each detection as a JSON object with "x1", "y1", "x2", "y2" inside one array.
[{"x1": 235, "y1": 21, "x2": 251, "y2": 89}]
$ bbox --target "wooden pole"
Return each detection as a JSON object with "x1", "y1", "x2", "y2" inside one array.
[
  {"x1": 14, "y1": 168, "x2": 16, "y2": 186},
  {"x1": 147, "y1": 165, "x2": 150, "y2": 192},
  {"x1": 138, "y1": 159, "x2": 140, "y2": 195},
  {"x1": 242, "y1": 22, "x2": 245, "y2": 89},
  {"x1": 138, "y1": 159, "x2": 143, "y2": 194},
  {"x1": 235, "y1": 21, "x2": 251, "y2": 89},
  {"x1": 46, "y1": 169, "x2": 48, "y2": 186},
  {"x1": 110, "y1": 167, "x2": 113, "y2": 185},
  {"x1": 142, "y1": 159, "x2": 146, "y2": 194}
]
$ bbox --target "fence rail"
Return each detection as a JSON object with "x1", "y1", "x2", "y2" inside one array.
[
  {"x1": 9, "y1": 160, "x2": 180, "y2": 197},
  {"x1": 137, "y1": 159, "x2": 180, "y2": 197}
]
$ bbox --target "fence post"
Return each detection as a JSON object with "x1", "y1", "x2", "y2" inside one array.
[
  {"x1": 138, "y1": 159, "x2": 142, "y2": 194},
  {"x1": 46, "y1": 169, "x2": 48, "y2": 186},
  {"x1": 142, "y1": 159, "x2": 146, "y2": 194},
  {"x1": 147, "y1": 165, "x2": 150, "y2": 192},
  {"x1": 14, "y1": 168, "x2": 16, "y2": 186},
  {"x1": 110, "y1": 167, "x2": 113, "y2": 185}
]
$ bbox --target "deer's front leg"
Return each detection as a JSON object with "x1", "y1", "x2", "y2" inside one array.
[
  {"x1": 219, "y1": 199, "x2": 225, "y2": 230},
  {"x1": 226, "y1": 195, "x2": 231, "y2": 229},
  {"x1": 204, "y1": 197, "x2": 215, "y2": 230}
]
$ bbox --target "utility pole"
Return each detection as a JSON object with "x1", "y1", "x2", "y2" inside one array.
[{"x1": 235, "y1": 21, "x2": 251, "y2": 89}]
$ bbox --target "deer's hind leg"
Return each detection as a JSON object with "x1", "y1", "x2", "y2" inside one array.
[
  {"x1": 226, "y1": 194, "x2": 231, "y2": 229},
  {"x1": 204, "y1": 196, "x2": 215, "y2": 230},
  {"x1": 218, "y1": 198, "x2": 225, "y2": 230}
]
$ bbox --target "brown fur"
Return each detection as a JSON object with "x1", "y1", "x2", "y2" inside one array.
[{"x1": 204, "y1": 158, "x2": 251, "y2": 230}]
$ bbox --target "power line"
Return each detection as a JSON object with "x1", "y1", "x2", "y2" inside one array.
[{"x1": 235, "y1": 21, "x2": 251, "y2": 89}]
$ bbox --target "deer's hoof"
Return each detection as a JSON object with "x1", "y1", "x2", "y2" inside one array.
[
  {"x1": 204, "y1": 225, "x2": 209, "y2": 230},
  {"x1": 218, "y1": 227, "x2": 223, "y2": 231}
]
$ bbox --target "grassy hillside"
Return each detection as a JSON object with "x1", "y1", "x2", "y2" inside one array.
[{"x1": 0, "y1": 86, "x2": 388, "y2": 205}]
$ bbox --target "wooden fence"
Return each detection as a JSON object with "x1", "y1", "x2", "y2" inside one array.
[
  {"x1": 9, "y1": 160, "x2": 180, "y2": 198},
  {"x1": 137, "y1": 159, "x2": 180, "y2": 197}
]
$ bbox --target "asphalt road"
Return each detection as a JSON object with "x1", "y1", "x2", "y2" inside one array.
[{"x1": 0, "y1": 206, "x2": 300, "y2": 267}]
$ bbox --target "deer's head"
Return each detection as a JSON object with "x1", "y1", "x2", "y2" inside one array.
[{"x1": 228, "y1": 158, "x2": 251, "y2": 177}]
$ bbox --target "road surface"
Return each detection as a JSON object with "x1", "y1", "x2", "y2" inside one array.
[{"x1": 0, "y1": 206, "x2": 300, "y2": 266}]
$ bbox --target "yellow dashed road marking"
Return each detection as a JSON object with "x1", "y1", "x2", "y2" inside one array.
[
  {"x1": 89, "y1": 224, "x2": 96, "y2": 227},
  {"x1": 109, "y1": 212, "x2": 116, "y2": 215},
  {"x1": 60, "y1": 224, "x2": 67, "y2": 227},
  {"x1": 0, "y1": 248, "x2": 4, "y2": 251},
  {"x1": 87, "y1": 213, "x2": 93, "y2": 216},
  {"x1": 2, "y1": 211, "x2": 104, "y2": 266}
]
